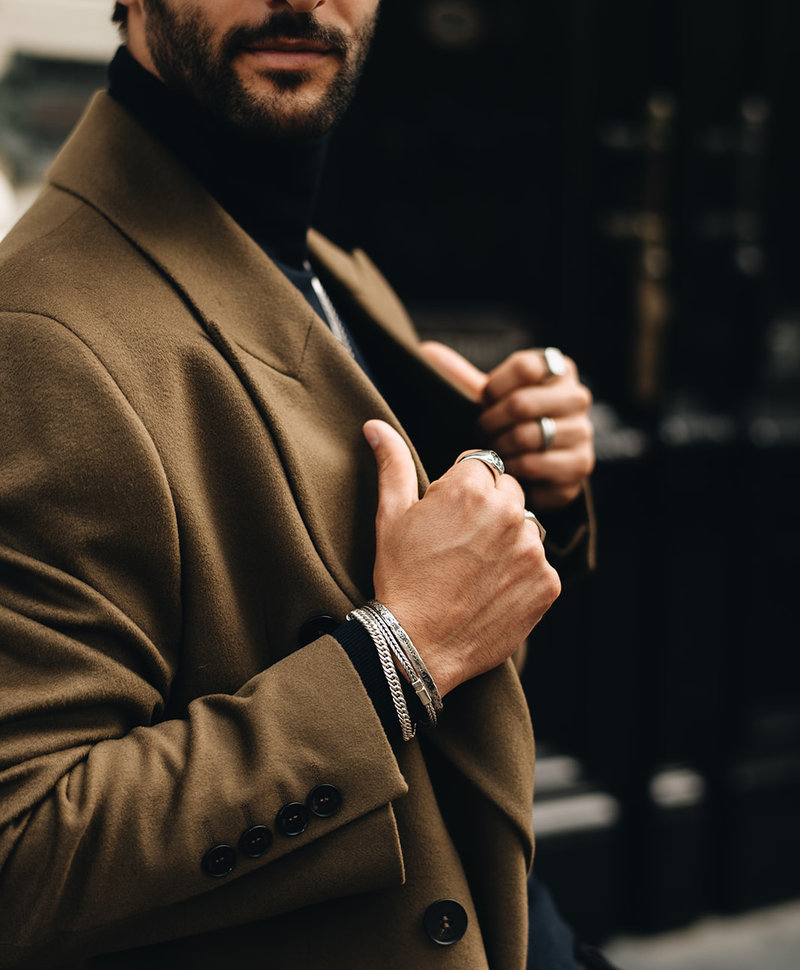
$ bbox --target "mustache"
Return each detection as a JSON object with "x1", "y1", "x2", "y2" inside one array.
[{"x1": 224, "y1": 12, "x2": 351, "y2": 57}]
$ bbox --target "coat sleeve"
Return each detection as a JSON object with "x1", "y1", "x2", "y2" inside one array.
[
  {"x1": 0, "y1": 313, "x2": 408, "y2": 968},
  {"x1": 542, "y1": 482, "x2": 596, "y2": 583}
]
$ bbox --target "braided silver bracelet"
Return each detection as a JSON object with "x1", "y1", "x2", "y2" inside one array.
[
  {"x1": 366, "y1": 600, "x2": 443, "y2": 714},
  {"x1": 361, "y1": 604, "x2": 438, "y2": 728},
  {"x1": 347, "y1": 606, "x2": 416, "y2": 741}
]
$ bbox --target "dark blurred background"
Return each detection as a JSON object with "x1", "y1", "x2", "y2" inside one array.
[
  {"x1": 1, "y1": 0, "x2": 798, "y2": 950},
  {"x1": 315, "y1": 0, "x2": 800, "y2": 944}
]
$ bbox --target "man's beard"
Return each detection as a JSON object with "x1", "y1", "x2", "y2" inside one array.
[{"x1": 141, "y1": 0, "x2": 377, "y2": 139}]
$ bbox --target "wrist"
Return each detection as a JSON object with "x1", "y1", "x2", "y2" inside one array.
[
  {"x1": 347, "y1": 601, "x2": 444, "y2": 736},
  {"x1": 375, "y1": 599, "x2": 458, "y2": 699}
]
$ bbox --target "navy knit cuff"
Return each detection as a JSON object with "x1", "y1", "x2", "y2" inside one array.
[{"x1": 333, "y1": 619, "x2": 405, "y2": 744}]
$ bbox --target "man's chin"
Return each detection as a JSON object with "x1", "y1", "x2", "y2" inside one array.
[
  {"x1": 258, "y1": 69, "x2": 314, "y2": 93},
  {"x1": 224, "y1": 75, "x2": 342, "y2": 138},
  {"x1": 226, "y1": 98, "x2": 335, "y2": 140},
  {"x1": 213, "y1": 54, "x2": 359, "y2": 139}
]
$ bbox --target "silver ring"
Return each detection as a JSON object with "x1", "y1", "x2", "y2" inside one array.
[
  {"x1": 538, "y1": 416, "x2": 556, "y2": 452},
  {"x1": 457, "y1": 449, "x2": 504, "y2": 482},
  {"x1": 524, "y1": 509, "x2": 546, "y2": 542},
  {"x1": 543, "y1": 346, "x2": 567, "y2": 378}
]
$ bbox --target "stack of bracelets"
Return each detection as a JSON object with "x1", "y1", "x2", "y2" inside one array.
[{"x1": 346, "y1": 600, "x2": 443, "y2": 742}]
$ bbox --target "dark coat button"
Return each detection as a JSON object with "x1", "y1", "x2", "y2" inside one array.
[
  {"x1": 423, "y1": 899, "x2": 468, "y2": 945},
  {"x1": 307, "y1": 784, "x2": 342, "y2": 818},
  {"x1": 202, "y1": 844, "x2": 236, "y2": 878},
  {"x1": 276, "y1": 802, "x2": 309, "y2": 836},
  {"x1": 239, "y1": 825, "x2": 273, "y2": 859},
  {"x1": 297, "y1": 615, "x2": 338, "y2": 647}
]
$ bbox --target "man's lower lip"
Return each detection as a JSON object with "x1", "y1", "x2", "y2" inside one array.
[{"x1": 241, "y1": 49, "x2": 331, "y2": 70}]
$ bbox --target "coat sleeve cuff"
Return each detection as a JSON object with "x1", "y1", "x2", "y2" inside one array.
[{"x1": 541, "y1": 482, "x2": 597, "y2": 582}]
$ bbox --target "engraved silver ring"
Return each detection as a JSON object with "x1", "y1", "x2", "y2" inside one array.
[{"x1": 457, "y1": 449, "x2": 505, "y2": 483}]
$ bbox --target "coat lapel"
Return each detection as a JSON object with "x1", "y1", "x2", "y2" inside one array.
[{"x1": 47, "y1": 93, "x2": 428, "y2": 603}]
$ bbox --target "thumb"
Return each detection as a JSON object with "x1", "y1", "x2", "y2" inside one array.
[
  {"x1": 419, "y1": 340, "x2": 489, "y2": 403},
  {"x1": 363, "y1": 420, "x2": 420, "y2": 529}
]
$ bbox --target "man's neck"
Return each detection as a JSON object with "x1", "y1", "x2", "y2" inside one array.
[{"x1": 106, "y1": 46, "x2": 330, "y2": 269}]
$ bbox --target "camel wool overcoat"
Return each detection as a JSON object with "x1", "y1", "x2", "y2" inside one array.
[{"x1": 0, "y1": 93, "x2": 590, "y2": 970}]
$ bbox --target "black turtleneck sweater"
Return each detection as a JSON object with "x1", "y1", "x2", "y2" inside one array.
[
  {"x1": 107, "y1": 47, "x2": 368, "y2": 356},
  {"x1": 107, "y1": 47, "x2": 415, "y2": 743}
]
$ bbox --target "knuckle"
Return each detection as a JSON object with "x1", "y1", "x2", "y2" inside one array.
[
  {"x1": 547, "y1": 568, "x2": 562, "y2": 599},
  {"x1": 506, "y1": 471, "x2": 526, "y2": 498},
  {"x1": 501, "y1": 494, "x2": 525, "y2": 529},
  {"x1": 581, "y1": 449, "x2": 596, "y2": 476},
  {"x1": 500, "y1": 510, "x2": 521, "y2": 537},
  {"x1": 553, "y1": 462, "x2": 579, "y2": 486},
  {"x1": 515, "y1": 352, "x2": 541, "y2": 384},
  {"x1": 529, "y1": 554, "x2": 561, "y2": 592},
  {"x1": 507, "y1": 392, "x2": 530, "y2": 422},
  {"x1": 567, "y1": 389, "x2": 582, "y2": 411},
  {"x1": 493, "y1": 492, "x2": 520, "y2": 527},
  {"x1": 507, "y1": 423, "x2": 530, "y2": 451},
  {"x1": 516, "y1": 453, "x2": 539, "y2": 480},
  {"x1": 578, "y1": 417, "x2": 595, "y2": 443},
  {"x1": 459, "y1": 476, "x2": 488, "y2": 504},
  {"x1": 509, "y1": 349, "x2": 531, "y2": 371},
  {"x1": 521, "y1": 529, "x2": 545, "y2": 559}
]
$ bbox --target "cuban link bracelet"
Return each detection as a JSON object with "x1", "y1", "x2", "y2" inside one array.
[
  {"x1": 347, "y1": 606, "x2": 416, "y2": 741},
  {"x1": 362, "y1": 604, "x2": 438, "y2": 728}
]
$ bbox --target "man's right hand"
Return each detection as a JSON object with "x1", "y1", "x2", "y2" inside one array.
[{"x1": 363, "y1": 419, "x2": 561, "y2": 698}]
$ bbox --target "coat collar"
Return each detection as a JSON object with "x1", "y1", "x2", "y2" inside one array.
[
  {"x1": 47, "y1": 93, "x2": 426, "y2": 384},
  {"x1": 46, "y1": 92, "x2": 315, "y2": 380}
]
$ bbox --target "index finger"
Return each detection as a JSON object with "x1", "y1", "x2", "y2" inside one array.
[{"x1": 484, "y1": 349, "x2": 574, "y2": 404}]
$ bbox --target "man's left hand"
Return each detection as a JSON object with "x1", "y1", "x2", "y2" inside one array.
[{"x1": 420, "y1": 341, "x2": 595, "y2": 512}]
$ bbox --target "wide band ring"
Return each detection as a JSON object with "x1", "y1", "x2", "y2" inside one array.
[
  {"x1": 457, "y1": 449, "x2": 505, "y2": 482},
  {"x1": 524, "y1": 509, "x2": 547, "y2": 542},
  {"x1": 542, "y1": 346, "x2": 567, "y2": 378},
  {"x1": 537, "y1": 416, "x2": 556, "y2": 452}
]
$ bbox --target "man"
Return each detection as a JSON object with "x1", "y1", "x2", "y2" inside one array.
[{"x1": 0, "y1": 1, "x2": 598, "y2": 967}]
